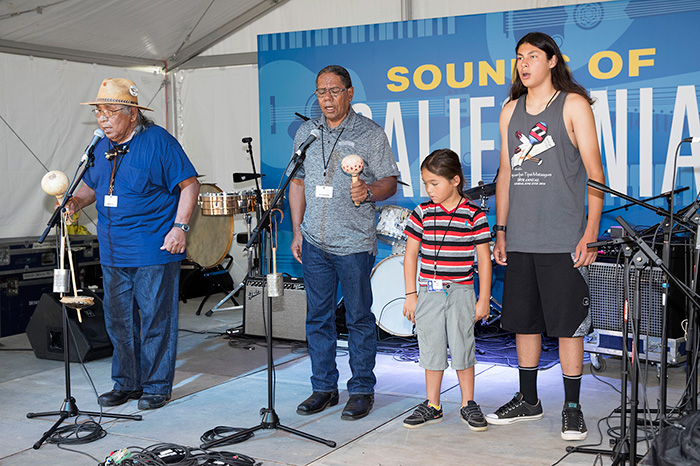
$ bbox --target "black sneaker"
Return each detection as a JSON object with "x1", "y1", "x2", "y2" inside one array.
[
  {"x1": 561, "y1": 402, "x2": 588, "y2": 441},
  {"x1": 486, "y1": 392, "x2": 543, "y2": 425},
  {"x1": 460, "y1": 400, "x2": 488, "y2": 431},
  {"x1": 403, "y1": 400, "x2": 443, "y2": 429}
]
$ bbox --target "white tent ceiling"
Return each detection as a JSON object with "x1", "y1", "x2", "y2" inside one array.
[{"x1": 0, "y1": 0, "x2": 289, "y2": 69}]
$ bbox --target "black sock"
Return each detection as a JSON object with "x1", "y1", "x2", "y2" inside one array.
[
  {"x1": 563, "y1": 374, "x2": 582, "y2": 405},
  {"x1": 519, "y1": 366, "x2": 538, "y2": 405}
]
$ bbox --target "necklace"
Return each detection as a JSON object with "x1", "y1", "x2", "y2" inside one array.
[
  {"x1": 432, "y1": 197, "x2": 463, "y2": 279},
  {"x1": 545, "y1": 90, "x2": 558, "y2": 109}
]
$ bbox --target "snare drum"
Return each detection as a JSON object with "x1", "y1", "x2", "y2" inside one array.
[
  {"x1": 370, "y1": 254, "x2": 418, "y2": 337},
  {"x1": 376, "y1": 205, "x2": 411, "y2": 244}
]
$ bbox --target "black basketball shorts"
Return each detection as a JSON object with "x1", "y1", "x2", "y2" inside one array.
[{"x1": 501, "y1": 252, "x2": 592, "y2": 338}]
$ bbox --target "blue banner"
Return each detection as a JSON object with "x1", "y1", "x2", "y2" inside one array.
[{"x1": 258, "y1": 0, "x2": 700, "y2": 277}]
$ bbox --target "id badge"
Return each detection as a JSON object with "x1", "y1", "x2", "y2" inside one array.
[
  {"x1": 427, "y1": 279, "x2": 443, "y2": 292},
  {"x1": 316, "y1": 185, "x2": 333, "y2": 198},
  {"x1": 104, "y1": 195, "x2": 118, "y2": 207}
]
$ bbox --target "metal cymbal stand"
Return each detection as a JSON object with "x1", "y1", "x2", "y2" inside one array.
[{"x1": 205, "y1": 137, "x2": 263, "y2": 316}]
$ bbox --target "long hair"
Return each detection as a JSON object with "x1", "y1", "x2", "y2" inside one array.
[
  {"x1": 509, "y1": 32, "x2": 593, "y2": 105},
  {"x1": 421, "y1": 149, "x2": 465, "y2": 195},
  {"x1": 118, "y1": 106, "x2": 155, "y2": 133},
  {"x1": 134, "y1": 109, "x2": 155, "y2": 133}
]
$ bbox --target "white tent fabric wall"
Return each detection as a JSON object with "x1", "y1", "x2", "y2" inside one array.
[
  {"x1": 0, "y1": 52, "x2": 165, "y2": 238},
  {"x1": 176, "y1": 66, "x2": 261, "y2": 285}
]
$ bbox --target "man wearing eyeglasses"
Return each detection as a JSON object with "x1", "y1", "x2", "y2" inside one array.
[
  {"x1": 64, "y1": 78, "x2": 199, "y2": 410},
  {"x1": 289, "y1": 65, "x2": 399, "y2": 420}
]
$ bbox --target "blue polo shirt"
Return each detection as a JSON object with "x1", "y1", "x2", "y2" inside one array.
[{"x1": 83, "y1": 125, "x2": 198, "y2": 267}]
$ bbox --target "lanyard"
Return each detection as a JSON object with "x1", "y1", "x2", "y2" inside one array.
[
  {"x1": 107, "y1": 139, "x2": 133, "y2": 196},
  {"x1": 432, "y1": 198, "x2": 462, "y2": 278},
  {"x1": 320, "y1": 127, "x2": 344, "y2": 178}
]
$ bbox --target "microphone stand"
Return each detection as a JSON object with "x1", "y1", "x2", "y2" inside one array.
[
  {"x1": 589, "y1": 180, "x2": 694, "y2": 421},
  {"x1": 601, "y1": 186, "x2": 688, "y2": 215},
  {"x1": 200, "y1": 143, "x2": 336, "y2": 449},
  {"x1": 567, "y1": 233, "x2": 643, "y2": 465},
  {"x1": 28, "y1": 149, "x2": 141, "y2": 450}
]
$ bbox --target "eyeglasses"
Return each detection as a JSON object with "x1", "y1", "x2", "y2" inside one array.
[
  {"x1": 92, "y1": 107, "x2": 126, "y2": 118},
  {"x1": 314, "y1": 87, "x2": 348, "y2": 98}
]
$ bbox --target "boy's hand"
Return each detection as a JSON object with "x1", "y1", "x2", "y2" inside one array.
[
  {"x1": 403, "y1": 294, "x2": 417, "y2": 324},
  {"x1": 474, "y1": 297, "x2": 490, "y2": 323}
]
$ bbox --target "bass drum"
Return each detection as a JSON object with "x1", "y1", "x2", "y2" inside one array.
[
  {"x1": 370, "y1": 254, "x2": 418, "y2": 337},
  {"x1": 187, "y1": 183, "x2": 234, "y2": 269}
]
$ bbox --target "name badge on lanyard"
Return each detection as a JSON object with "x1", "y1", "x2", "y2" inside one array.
[
  {"x1": 316, "y1": 185, "x2": 333, "y2": 198},
  {"x1": 427, "y1": 279, "x2": 443, "y2": 292},
  {"x1": 104, "y1": 195, "x2": 118, "y2": 208}
]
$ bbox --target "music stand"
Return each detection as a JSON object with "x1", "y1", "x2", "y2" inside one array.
[
  {"x1": 29, "y1": 151, "x2": 141, "y2": 449},
  {"x1": 199, "y1": 138, "x2": 335, "y2": 449}
]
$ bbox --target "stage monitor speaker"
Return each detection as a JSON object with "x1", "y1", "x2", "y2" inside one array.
[
  {"x1": 244, "y1": 276, "x2": 306, "y2": 341},
  {"x1": 589, "y1": 262, "x2": 685, "y2": 339},
  {"x1": 26, "y1": 291, "x2": 113, "y2": 362}
]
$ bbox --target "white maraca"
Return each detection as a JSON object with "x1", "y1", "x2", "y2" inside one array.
[
  {"x1": 41, "y1": 170, "x2": 74, "y2": 224},
  {"x1": 41, "y1": 170, "x2": 69, "y2": 199},
  {"x1": 341, "y1": 154, "x2": 364, "y2": 206}
]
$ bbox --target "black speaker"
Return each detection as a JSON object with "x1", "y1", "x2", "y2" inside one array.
[
  {"x1": 244, "y1": 276, "x2": 307, "y2": 341},
  {"x1": 26, "y1": 291, "x2": 113, "y2": 362},
  {"x1": 589, "y1": 261, "x2": 686, "y2": 339}
]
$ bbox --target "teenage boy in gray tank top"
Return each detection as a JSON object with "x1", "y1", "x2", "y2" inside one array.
[{"x1": 487, "y1": 32, "x2": 605, "y2": 442}]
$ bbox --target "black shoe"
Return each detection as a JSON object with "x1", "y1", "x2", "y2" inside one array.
[
  {"x1": 296, "y1": 391, "x2": 339, "y2": 415},
  {"x1": 138, "y1": 393, "x2": 171, "y2": 410},
  {"x1": 98, "y1": 389, "x2": 143, "y2": 407},
  {"x1": 341, "y1": 394, "x2": 374, "y2": 420}
]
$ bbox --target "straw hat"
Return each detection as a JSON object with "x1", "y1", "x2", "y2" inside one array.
[{"x1": 81, "y1": 78, "x2": 153, "y2": 111}]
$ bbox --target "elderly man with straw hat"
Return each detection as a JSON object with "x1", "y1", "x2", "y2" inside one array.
[{"x1": 65, "y1": 78, "x2": 199, "y2": 410}]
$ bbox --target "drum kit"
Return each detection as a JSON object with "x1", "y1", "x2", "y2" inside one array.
[{"x1": 367, "y1": 180, "x2": 501, "y2": 338}]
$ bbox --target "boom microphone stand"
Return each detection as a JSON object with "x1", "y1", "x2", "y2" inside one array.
[
  {"x1": 29, "y1": 147, "x2": 141, "y2": 450},
  {"x1": 200, "y1": 133, "x2": 335, "y2": 449}
]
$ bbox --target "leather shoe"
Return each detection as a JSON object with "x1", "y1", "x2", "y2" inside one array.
[
  {"x1": 98, "y1": 389, "x2": 143, "y2": 407},
  {"x1": 138, "y1": 393, "x2": 171, "y2": 410},
  {"x1": 296, "y1": 390, "x2": 339, "y2": 415},
  {"x1": 341, "y1": 394, "x2": 374, "y2": 420}
]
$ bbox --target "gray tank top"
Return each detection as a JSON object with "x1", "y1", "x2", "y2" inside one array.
[{"x1": 505, "y1": 92, "x2": 587, "y2": 253}]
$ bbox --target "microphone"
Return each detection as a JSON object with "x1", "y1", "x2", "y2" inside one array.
[
  {"x1": 294, "y1": 128, "x2": 321, "y2": 157},
  {"x1": 682, "y1": 136, "x2": 700, "y2": 143},
  {"x1": 81, "y1": 128, "x2": 105, "y2": 164}
]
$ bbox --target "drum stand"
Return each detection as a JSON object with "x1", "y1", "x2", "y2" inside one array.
[{"x1": 204, "y1": 213, "x2": 254, "y2": 317}]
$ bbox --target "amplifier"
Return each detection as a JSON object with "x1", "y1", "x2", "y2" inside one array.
[
  {"x1": 586, "y1": 261, "x2": 687, "y2": 364},
  {"x1": 243, "y1": 276, "x2": 307, "y2": 341},
  {"x1": 0, "y1": 235, "x2": 102, "y2": 337}
]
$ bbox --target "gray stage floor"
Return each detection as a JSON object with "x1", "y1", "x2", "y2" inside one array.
[{"x1": 0, "y1": 293, "x2": 691, "y2": 465}]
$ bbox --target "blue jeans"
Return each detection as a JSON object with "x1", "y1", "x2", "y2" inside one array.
[
  {"x1": 101, "y1": 261, "x2": 180, "y2": 395},
  {"x1": 302, "y1": 239, "x2": 377, "y2": 395}
]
